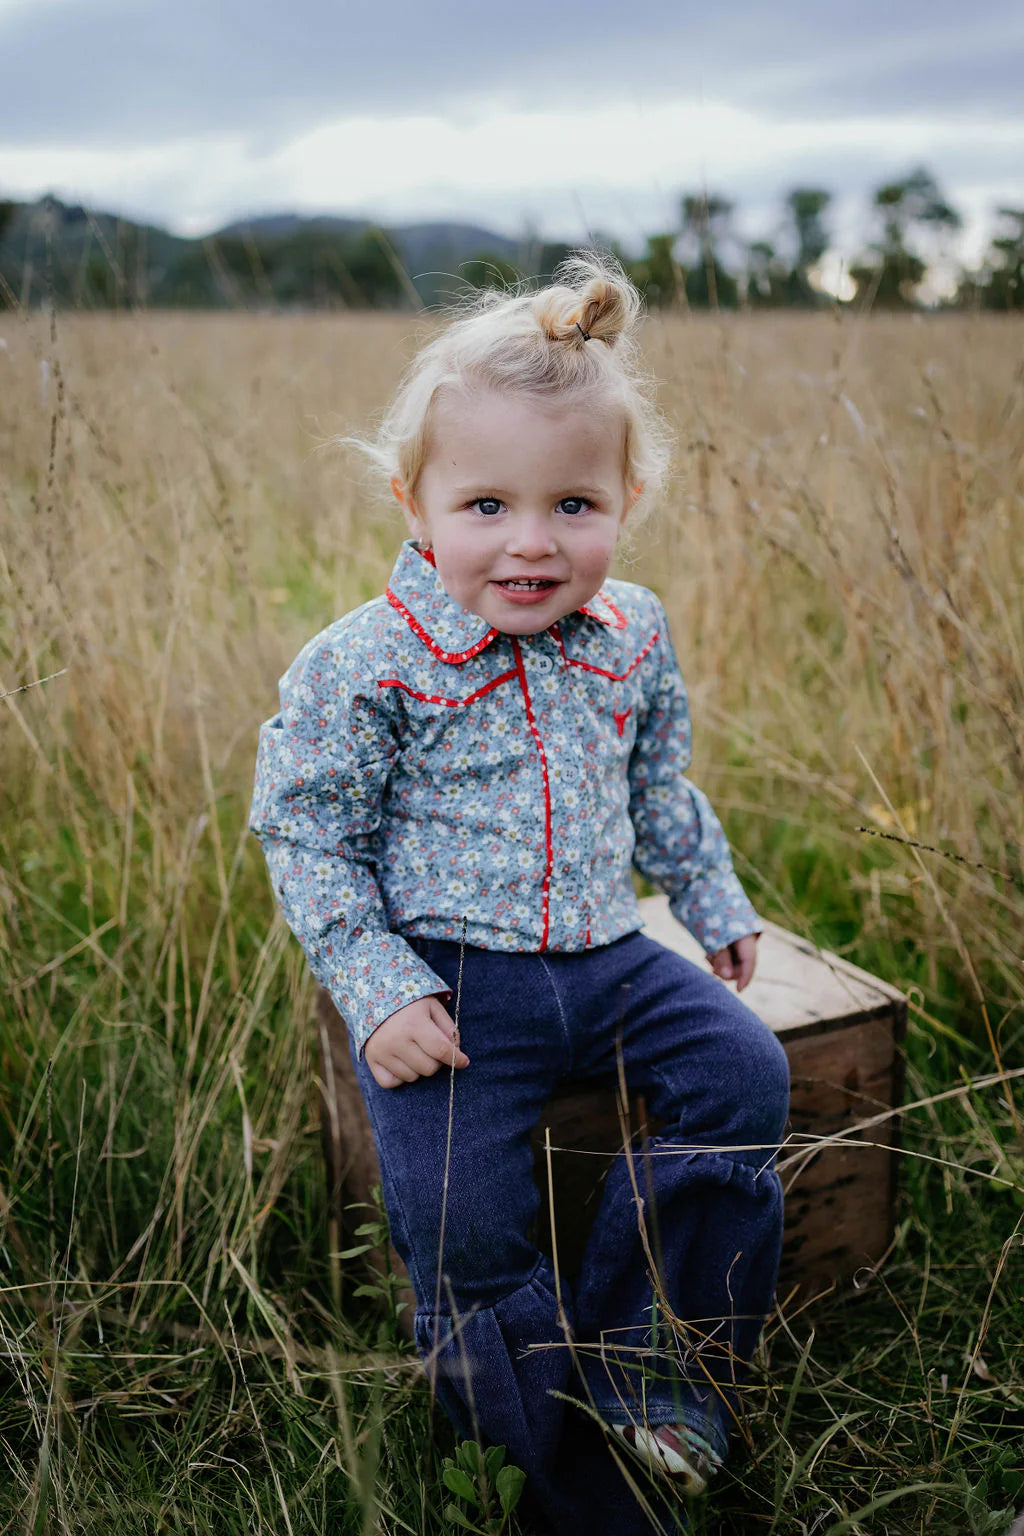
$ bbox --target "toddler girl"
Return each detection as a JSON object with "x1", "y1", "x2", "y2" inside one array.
[{"x1": 250, "y1": 255, "x2": 789, "y2": 1534}]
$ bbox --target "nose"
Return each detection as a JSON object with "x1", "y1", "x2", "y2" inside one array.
[{"x1": 505, "y1": 511, "x2": 557, "y2": 561}]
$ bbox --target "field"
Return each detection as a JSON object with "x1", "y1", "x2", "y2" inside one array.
[{"x1": 1, "y1": 308, "x2": 1023, "y2": 1534}]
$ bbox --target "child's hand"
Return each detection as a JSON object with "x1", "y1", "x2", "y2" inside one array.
[
  {"x1": 363, "y1": 996, "x2": 469, "y2": 1089},
  {"x1": 708, "y1": 933, "x2": 759, "y2": 992}
]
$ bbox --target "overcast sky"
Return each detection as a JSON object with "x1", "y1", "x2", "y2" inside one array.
[{"x1": 1, "y1": 0, "x2": 1022, "y2": 279}]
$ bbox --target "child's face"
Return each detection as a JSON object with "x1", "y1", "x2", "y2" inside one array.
[{"x1": 394, "y1": 386, "x2": 635, "y2": 635}]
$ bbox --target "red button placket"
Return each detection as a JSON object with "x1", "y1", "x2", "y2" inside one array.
[{"x1": 547, "y1": 626, "x2": 594, "y2": 950}]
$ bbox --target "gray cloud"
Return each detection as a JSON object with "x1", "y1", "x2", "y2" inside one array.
[{"x1": 1, "y1": 0, "x2": 1023, "y2": 149}]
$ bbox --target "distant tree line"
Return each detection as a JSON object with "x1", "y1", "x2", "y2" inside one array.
[
  {"x1": 1, "y1": 168, "x2": 1021, "y2": 313},
  {"x1": 170, "y1": 227, "x2": 408, "y2": 309},
  {"x1": 615, "y1": 169, "x2": 1020, "y2": 312},
  {"x1": 0, "y1": 201, "x2": 406, "y2": 310}
]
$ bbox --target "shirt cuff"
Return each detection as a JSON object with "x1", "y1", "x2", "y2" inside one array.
[
  {"x1": 322, "y1": 930, "x2": 453, "y2": 1056},
  {"x1": 668, "y1": 868, "x2": 762, "y2": 956}
]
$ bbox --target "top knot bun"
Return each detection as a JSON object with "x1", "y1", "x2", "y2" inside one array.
[
  {"x1": 346, "y1": 245, "x2": 671, "y2": 521},
  {"x1": 532, "y1": 252, "x2": 641, "y2": 350}
]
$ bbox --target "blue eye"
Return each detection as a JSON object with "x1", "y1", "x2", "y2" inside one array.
[
  {"x1": 557, "y1": 497, "x2": 591, "y2": 515},
  {"x1": 474, "y1": 498, "x2": 503, "y2": 516}
]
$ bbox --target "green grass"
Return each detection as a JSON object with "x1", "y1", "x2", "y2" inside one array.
[
  {"x1": 2, "y1": 308, "x2": 1023, "y2": 1532},
  {"x1": 2, "y1": 762, "x2": 1020, "y2": 1532}
]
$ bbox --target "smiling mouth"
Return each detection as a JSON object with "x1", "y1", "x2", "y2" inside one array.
[{"x1": 493, "y1": 578, "x2": 561, "y2": 590}]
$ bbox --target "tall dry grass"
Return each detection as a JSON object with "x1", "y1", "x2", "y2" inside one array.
[{"x1": 1, "y1": 307, "x2": 1022, "y2": 1532}]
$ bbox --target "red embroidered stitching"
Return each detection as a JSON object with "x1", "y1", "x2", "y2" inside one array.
[
  {"x1": 377, "y1": 670, "x2": 517, "y2": 706},
  {"x1": 511, "y1": 637, "x2": 552, "y2": 951},
  {"x1": 566, "y1": 632, "x2": 659, "y2": 681},
  {"x1": 386, "y1": 588, "x2": 498, "y2": 664},
  {"x1": 579, "y1": 591, "x2": 628, "y2": 630},
  {"x1": 613, "y1": 707, "x2": 632, "y2": 736}
]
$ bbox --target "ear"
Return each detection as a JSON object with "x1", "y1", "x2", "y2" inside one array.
[
  {"x1": 391, "y1": 475, "x2": 425, "y2": 540},
  {"x1": 615, "y1": 482, "x2": 642, "y2": 537}
]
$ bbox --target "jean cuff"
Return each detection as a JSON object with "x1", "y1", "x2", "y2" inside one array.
[{"x1": 591, "y1": 1400, "x2": 729, "y2": 1465}]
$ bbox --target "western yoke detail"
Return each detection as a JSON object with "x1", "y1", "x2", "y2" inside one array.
[{"x1": 249, "y1": 540, "x2": 760, "y2": 1052}]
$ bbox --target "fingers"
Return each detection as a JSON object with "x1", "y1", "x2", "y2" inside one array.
[
  {"x1": 709, "y1": 935, "x2": 759, "y2": 991},
  {"x1": 425, "y1": 1000, "x2": 469, "y2": 1067},
  {"x1": 364, "y1": 1002, "x2": 469, "y2": 1090},
  {"x1": 427, "y1": 997, "x2": 462, "y2": 1043},
  {"x1": 367, "y1": 1059, "x2": 403, "y2": 1089},
  {"x1": 709, "y1": 947, "x2": 734, "y2": 982},
  {"x1": 429, "y1": 1027, "x2": 470, "y2": 1069},
  {"x1": 404, "y1": 1037, "x2": 463, "y2": 1077},
  {"x1": 733, "y1": 934, "x2": 759, "y2": 992},
  {"x1": 370, "y1": 1039, "x2": 467, "y2": 1088},
  {"x1": 367, "y1": 1050, "x2": 419, "y2": 1086}
]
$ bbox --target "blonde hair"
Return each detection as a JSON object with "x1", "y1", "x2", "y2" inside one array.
[{"x1": 348, "y1": 252, "x2": 672, "y2": 522}]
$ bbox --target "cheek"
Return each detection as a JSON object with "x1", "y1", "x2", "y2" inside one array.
[
  {"x1": 438, "y1": 527, "x2": 492, "y2": 570},
  {"x1": 578, "y1": 527, "x2": 620, "y2": 575},
  {"x1": 432, "y1": 540, "x2": 479, "y2": 596}
]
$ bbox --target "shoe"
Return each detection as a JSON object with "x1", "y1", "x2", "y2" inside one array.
[{"x1": 609, "y1": 1421, "x2": 722, "y2": 1496}]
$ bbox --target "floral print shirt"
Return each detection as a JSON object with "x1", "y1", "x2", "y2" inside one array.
[{"x1": 250, "y1": 539, "x2": 760, "y2": 1053}]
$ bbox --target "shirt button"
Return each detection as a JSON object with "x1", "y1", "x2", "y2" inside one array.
[{"x1": 533, "y1": 655, "x2": 554, "y2": 674}]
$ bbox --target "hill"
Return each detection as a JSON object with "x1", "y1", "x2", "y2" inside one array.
[{"x1": 0, "y1": 196, "x2": 544, "y2": 310}]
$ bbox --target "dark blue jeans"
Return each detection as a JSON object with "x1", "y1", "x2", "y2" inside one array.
[{"x1": 351, "y1": 930, "x2": 789, "y2": 1533}]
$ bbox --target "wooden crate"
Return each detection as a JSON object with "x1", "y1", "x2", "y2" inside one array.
[{"x1": 317, "y1": 896, "x2": 906, "y2": 1329}]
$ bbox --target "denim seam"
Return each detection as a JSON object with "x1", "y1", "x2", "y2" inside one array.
[
  {"x1": 359, "y1": 1079, "x2": 427, "y2": 1301},
  {"x1": 537, "y1": 955, "x2": 572, "y2": 1069},
  {"x1": 646, "y1": 1058, "x2": 680, "y2": 1121}
]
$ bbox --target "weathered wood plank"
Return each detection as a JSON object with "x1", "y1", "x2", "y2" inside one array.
[{"x1": 639, "y1": 895, "x2": 905, "y2": 1037}]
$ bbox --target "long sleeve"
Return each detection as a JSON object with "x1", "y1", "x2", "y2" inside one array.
[
  {"x1": 628, "y1": 598, "x2": 760, "y2": 954},
  {"x1": 249, "y1": 625, "x2": 451, "y2": 1054}
]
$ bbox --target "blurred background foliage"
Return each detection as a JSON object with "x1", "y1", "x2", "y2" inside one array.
[{"x1": 1, "y1": 165, "x2": 1022, "y2": 314}]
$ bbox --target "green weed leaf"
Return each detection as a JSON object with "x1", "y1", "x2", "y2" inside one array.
[
  {"x1": 496, "y1": 1464, "x2": 526, "y2": 1516},
  {"x1": 442, "y1": 1503, "x2": 479, "y2": 1531},
  {"x1": 457, "y1": 1439, "x2": 482, "y2": 1475},
  {"x1": 443, "y1": 1466, "x2": 479, "y2": 1505},
  {"x1": 484, "y1": 1444, "x2": 507, "y2": 1480}
]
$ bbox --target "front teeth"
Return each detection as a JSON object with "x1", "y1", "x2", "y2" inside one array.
[{"x1": 502, "y1": 580, "x2": 549, "y2": 589}]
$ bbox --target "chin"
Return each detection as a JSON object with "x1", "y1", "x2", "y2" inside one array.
[
  {"x1": 500, "y1": 616, "x2": 555, "y2": 635},
  {"x1": 487, "y1": 595, "x2": 578, "y2": 632}
]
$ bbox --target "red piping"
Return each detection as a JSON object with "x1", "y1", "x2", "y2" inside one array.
[
  {"x1": 510, "y1": 637, "x2": 552, "y2": 951},
  {"x1": 566, "y1": 632, "x2": 659, "y2": 681},
  {"x1": 377, "y1": 670, "x2": 517, "y2": 706},
  {"x1": 386, "y1": 588, "x2": 498, "y2": 664},
  {"x1": 579, "y1": 592, "x2": 628, "y2": 629}
]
